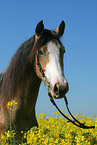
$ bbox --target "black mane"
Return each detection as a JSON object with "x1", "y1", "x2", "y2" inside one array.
[{"x1": 35, "y1": 29, "x2": 62, "y2": 50}]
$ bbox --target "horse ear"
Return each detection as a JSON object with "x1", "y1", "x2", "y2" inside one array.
[
  {"x1": 55, "y1": 20, "x2": 65, "y2": 37},
  {"x1": 35, "y1": 20, "x2": 44, "y2": 37}
]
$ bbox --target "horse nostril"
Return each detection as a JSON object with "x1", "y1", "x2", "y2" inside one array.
[
  {"x1": 53, "y1": 82, "x2": 69, "y2": 96},
  {"x1": 54, "y1": 84, "x2": 59, "y2": 94}
]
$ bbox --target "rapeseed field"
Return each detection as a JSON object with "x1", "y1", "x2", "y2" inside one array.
[{"x1": 0, "y1": 101, "x2": 97, "y2": 145}]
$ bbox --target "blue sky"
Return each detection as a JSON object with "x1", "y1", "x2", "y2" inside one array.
[{"x1": 0, "y1": 0, "x2": 97, "y2": 117}]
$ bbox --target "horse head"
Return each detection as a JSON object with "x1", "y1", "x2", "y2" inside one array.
[{"x1": 33, "y1": 20, "x2": 69, "y2": 99}]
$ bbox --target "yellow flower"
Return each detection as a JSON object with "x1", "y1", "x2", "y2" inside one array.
[
  {"x1": 95, "y1": 121, "x2": 97, "y2": 129},
  {"x1": 76, "y1": 113, "x2": 80, "y2": 115},
  {"x1": 65, "y1": 113, "x2": 68, "y2": 116},
  {"x1": 0, "y1": 133, "x2": 6, "y2": 140},
  {"x1": 95, "y1": 117, "x2": 97, "y2": 120},
  {"x1": 92, "y1": 114, "x2": 95, "y2": 117},
  {"x1": 81, "y1": 136, "x2": 85, "y2": 141},
  {"x1": 54, "y1": 138, "x2": 59, "y2": 143},
  {"x1": 21, "y1": 131, "x2": 23, "y2": 134},
  {"x1": 8, "y1": 100, "x2": 17, "y2": 111},
  {"x1": 1, "y1": 111, "x2": 96, "y2": 145},
  {"x1": 62, "y1": 110, "x2": 65, "y2": 113},
  {"x1": 75, "y1": 115, "x2": 78, "y2": 118},
  {"x1": 56, "y1": 112, "x2": 59, "y2": 115},
  {"x1": 53, "y1": 112, "x2": 55, "y2": 116},
  {"x1": 6, "y1": 131, "x2": 11, "y2": 138},
  {"x1": 82, "y1": 115, "x2": 85, "y2": 119}
]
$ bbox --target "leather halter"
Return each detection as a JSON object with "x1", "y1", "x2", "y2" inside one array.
[{"x1": 36, "y1": 52, "x2": 95, "y2": 129}]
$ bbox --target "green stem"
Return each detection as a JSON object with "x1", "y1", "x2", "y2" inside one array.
[{"x1": 10, "y1": 108, "x2": 13, "y2": 145}]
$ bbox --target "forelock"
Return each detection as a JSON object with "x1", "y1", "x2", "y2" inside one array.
[{"x1": 35, "y1": 29, "x2": 61, "y2": 50}]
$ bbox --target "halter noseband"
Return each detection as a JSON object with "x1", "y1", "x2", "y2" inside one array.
[{"x1": 36, "y1": 52, "x2": 95, "y2": 129}]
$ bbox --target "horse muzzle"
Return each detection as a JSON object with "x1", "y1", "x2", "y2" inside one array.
[{"x1": 50, "y1": 82, "x2": 69, "y2": 99}]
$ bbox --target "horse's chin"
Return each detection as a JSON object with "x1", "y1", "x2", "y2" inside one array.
[{"x1": 50, "y1": 90, "x2": 65, "y2": 99}]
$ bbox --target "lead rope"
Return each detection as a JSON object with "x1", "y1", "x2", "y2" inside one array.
[
  {"x1": 36, "y1": 53, "x2": 95, "y2": 129},
  {"x1": 48, "y1": 92, "x2": 95, "y2": 129}
]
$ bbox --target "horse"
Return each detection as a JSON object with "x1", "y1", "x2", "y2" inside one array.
[{"x1": 0, "y1": 20, "x2": 69, "y2": 141}]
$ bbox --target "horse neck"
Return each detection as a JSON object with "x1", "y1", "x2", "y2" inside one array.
[
  {"x1": 17, "y1": 66, "x2": 41, "y2": 109},
  {"x1": 0, "y1": 36, "x2": 41, "y2": 105}
]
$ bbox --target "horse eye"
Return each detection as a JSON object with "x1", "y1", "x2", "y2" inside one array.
[{"x1": 38, "y1": 50, "x2": 44, "y2": 55}]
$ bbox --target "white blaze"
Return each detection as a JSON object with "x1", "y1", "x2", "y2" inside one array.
[{"x1": 45, "y1": 42, "x2": 66, "y2": 89}]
